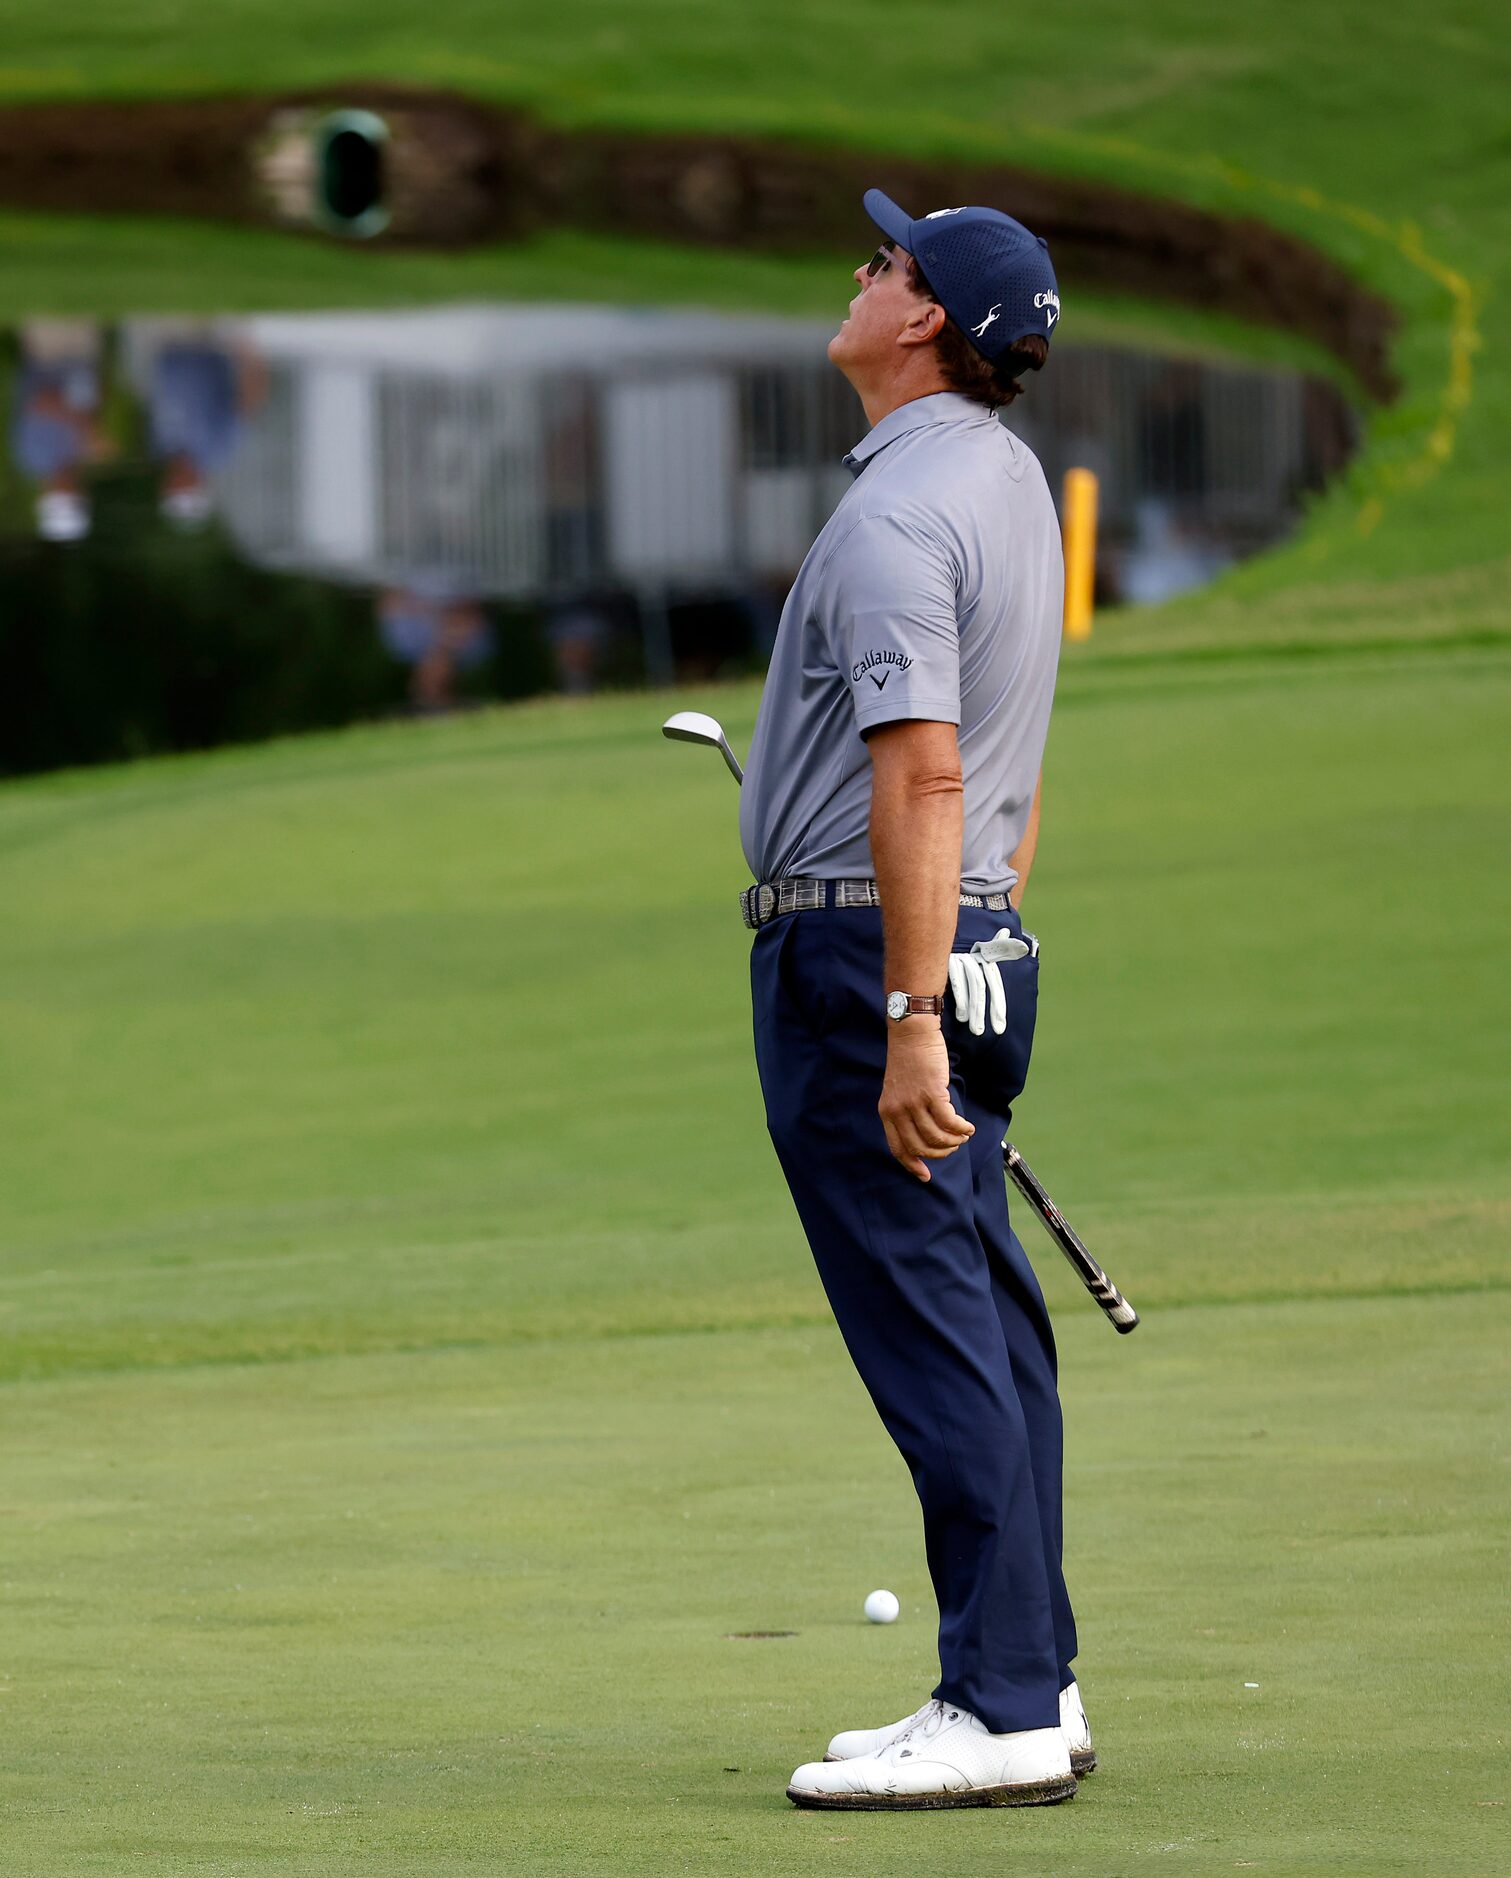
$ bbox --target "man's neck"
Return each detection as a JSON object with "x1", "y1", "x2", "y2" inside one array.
[{"x1": 854, "y1": 375, "x2": 952, "y2": 430}]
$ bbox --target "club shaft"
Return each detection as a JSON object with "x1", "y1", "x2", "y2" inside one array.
[{"x1": 1003, "y1": 1142, "x2": 1139, "y2": 1333}]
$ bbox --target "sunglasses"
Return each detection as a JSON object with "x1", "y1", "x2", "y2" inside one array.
[{"x1": 865, "y1": 240, "x2": 896, "y2": 278}]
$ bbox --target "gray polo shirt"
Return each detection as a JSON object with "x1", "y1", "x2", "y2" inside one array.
[{"x1": 740, "y1": 390, "x2": 1063, "y2": 897}]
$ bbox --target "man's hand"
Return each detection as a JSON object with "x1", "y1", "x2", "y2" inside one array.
[{"x1": 879, "y1": 1020, "x2": 974, "y2": 1181}]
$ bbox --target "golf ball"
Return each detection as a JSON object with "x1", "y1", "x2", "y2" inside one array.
[{"x1": 864, "y1": 1589, "x2": 900, "y2": 1625}]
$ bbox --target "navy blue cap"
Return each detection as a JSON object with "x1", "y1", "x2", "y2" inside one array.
[{"x1": 863, "y1": 188, "x2": 1060, "y2": 364}]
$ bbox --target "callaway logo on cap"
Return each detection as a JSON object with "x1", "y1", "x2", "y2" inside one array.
[{"x1": 862, "y1": 188, "x2": 1060, "y2": 365}]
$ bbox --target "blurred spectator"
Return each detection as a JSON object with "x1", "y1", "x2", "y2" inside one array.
[
  {"x1": 146, "y1": 330, "x2": 268, "y2": 530},
  {"x1": 378, "y1": 579, "x2": 493, "y2": 712},
  {"x1": 665, "y1": 591, "x2": 762, "y2": 682},
  {"x1": 1120, "y1": 499, "x2": 1230, "y2": 605},
  {"x1": 547, "y1": 601, "x2": 611, "y2": 695},
  {"x1": 9, "y1": 320, "x2": 115, "y2": 543}
]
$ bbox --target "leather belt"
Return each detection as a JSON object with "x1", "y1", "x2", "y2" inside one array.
[{"x1": 740, "y1": 876, "x2": 1011, "y2": 930}]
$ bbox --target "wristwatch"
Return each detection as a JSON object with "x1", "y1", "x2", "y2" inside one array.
[{"x1": 886, "y1": 992, "x2": 945, "y2": 1022}]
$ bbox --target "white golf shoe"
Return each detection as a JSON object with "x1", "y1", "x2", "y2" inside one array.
[
  {"x1": 824, "y1": 1680, "x2": 1097, "y2": 1777},
  {"x1": 788, "y1": 1698, "x2": 1076, "y2": 1810},
  {"x1": 1059, "y1": 1679, "x2": 1096, "y2": 1774}
]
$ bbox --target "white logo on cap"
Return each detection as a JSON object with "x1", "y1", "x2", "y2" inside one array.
[
  {"x1": 1035, "y1": 289, "x2": 1060, "y2": 328},
  {"x1": 971, "y1": 304, "x2": 1003, "y2": 339},
  {"x1": 924, "y1": 207, "x2": 966, "y2": 219}
]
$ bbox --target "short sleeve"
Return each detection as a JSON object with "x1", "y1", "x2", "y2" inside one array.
[{"x1": 826, "y1": 512, "x2": 962, "y2": 733}]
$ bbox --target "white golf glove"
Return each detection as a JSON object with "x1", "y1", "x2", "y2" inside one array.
[{"x1": 946, "y1": 928, "x2": 1035, "y2": 1036}]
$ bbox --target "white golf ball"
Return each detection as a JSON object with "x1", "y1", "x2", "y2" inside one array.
[{"x1": 864, "y1": 1589, "x2": 900, "y2": 1625}]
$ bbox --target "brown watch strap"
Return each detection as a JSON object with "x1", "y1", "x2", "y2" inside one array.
[{"x1": 899, "y1": 995, "x2": 945, "y2": 1016}]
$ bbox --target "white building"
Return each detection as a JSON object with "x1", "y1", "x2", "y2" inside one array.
[{"x1": 119, "y1": 302, "x2": 1353, "y2": 624}]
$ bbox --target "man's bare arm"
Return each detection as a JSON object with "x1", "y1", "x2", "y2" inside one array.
[
  {"x1": 867, "y1": 718, "x2": 974, "y2": 1181},
  {"x1": 869, "y1": 718, "x2": 964, "y2": 995},
  {"x1": 1007, "y1": 768, "x2": 1043, "y2": 910}
]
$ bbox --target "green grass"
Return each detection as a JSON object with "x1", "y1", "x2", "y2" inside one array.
[
  {"x1": 2, "y1": 643, "x2": 1507, "y2": 1871},
  {"x1": 0, "y1": 214, "x2": 1362, "y2": 392}
]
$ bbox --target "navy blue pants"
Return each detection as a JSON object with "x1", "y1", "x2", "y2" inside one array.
[{"x1": 751, "y1": 900, "x2": 1077, "y2": 1735}]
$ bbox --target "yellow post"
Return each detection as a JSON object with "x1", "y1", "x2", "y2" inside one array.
[{"x1": 1062, "y1": 467, "x2": 1099, "y2": 641}]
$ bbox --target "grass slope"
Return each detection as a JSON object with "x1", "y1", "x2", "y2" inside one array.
[
  {"x1": 2, "y1": 647, "x2": 1507, "y2": 1374},
  {"x1": 1, "y1": 2, "x2": 1507, "y2": 610},
  {"x1": 2, "y1": 644, "x2": 1507, "y2": 1870}
]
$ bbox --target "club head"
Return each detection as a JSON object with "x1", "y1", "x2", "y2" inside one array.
[
  {"x1": 662, "y1": 710, "x2": 727, "y2": 750},
  {"x1": 661, "y1": 711, "x2": 744, "y2": 783}
]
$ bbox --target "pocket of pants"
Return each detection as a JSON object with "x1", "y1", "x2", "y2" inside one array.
[
  {"x1": 767, "y1": 913, "x2": 833, "y2": 1041},
  {"x1": 950, "y1": 946, "x2": 1039, "y2": 1116}
]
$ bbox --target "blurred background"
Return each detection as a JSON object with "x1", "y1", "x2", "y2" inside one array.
[
  {"x1": 0, "y1": 75, "x2": 1389, "y2": 778},
  {"x1": 0, "y1": 303, "x2": 1357, "y2": 773}
]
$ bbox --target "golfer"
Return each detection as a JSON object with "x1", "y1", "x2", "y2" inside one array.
[{"x1": 740, "y1": 190, "x2": 1090, "y2": 1810}]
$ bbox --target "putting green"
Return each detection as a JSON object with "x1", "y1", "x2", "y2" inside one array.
[
  {"x1": 1, "y1": 639, "x2": 1506, "y2": 1869},
  {"x1": 3, "y1": 1293, "x2": 1504, "y2": 1875}
]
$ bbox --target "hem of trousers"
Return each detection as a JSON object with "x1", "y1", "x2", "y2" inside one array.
[{"x1": 932, "y1": 1681, "x2": 1061, "y2": 1738}]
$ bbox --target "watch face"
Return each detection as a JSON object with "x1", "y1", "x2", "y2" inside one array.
[{"x1": 886, "y1": 992, "x2": 910, "y2": 1021}]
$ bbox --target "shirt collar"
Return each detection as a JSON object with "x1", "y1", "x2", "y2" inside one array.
[{"x1": 841, "y1": 391, "x2": 991, "y2": 478}]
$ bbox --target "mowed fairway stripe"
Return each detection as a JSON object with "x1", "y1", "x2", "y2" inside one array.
[
  {"x1": 0, "y1": 1188, "x2": 1508, "y2": 1385},
  {"x1": 1, "y1": 1291, "x2": 1504, "y2": 1875},
  {"x1": 1, "y1": 649, "x2": 1507, "y2": 1376}
]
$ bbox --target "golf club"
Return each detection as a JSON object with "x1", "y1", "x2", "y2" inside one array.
[
  {"x1": 661, "y1": 712, "x2": 1139, "y2": 1332},
  {"x1": 662, "y1": 710, "x2": 744, "y2": 783},
  {"x1": 1004, "y1": 1143, "x2": 1139, "y2": 1333}
]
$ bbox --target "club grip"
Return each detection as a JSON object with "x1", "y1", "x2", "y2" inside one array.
[{"x1": 1003, "y1": 1141, "x2": 1140, "y2": 1335}]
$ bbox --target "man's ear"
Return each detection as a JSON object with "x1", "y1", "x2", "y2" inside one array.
[{"x1": 898, "y1": 299, "x2": 948, "y2": 348}]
